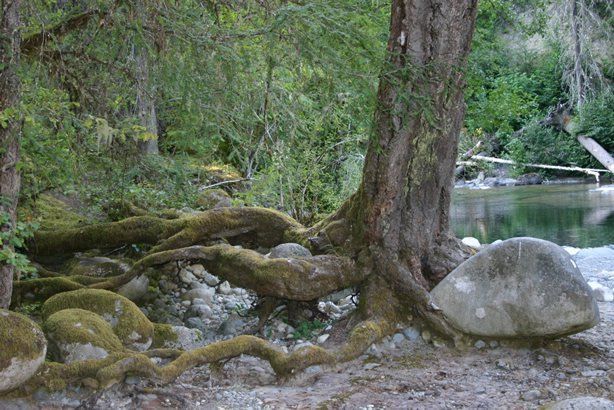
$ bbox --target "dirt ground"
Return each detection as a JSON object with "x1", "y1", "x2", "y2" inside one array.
[
  {"x1": 2, "y1": 299, "x2": 610, "y2": 409},
  {"x1": 2, "y1": 246, "x2": 613, "y2": 409}
]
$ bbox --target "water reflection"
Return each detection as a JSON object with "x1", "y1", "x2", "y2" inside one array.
[{"x1": 451, "y1": 184, "x2": 614, "y2": 247}]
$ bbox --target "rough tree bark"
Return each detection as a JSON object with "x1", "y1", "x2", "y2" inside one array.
[
  {"x1": 317, "y1": 0, "x2": 478, "y2": 337},
  {"x1": 0, "y1": 0, "x2": 21, "y2": 309}
]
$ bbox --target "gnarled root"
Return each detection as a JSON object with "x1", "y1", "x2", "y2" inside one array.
[
  {"x1": 30, "y1": 207, "x2": 307, "y2": 256},
  {"x1": 17, "y1": 318, "x2": 391, "y2": 395}
]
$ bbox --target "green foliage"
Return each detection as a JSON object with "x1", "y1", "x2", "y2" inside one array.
[
  {"x1": 0, "y1": 201, "x2": 39, "y2": 276},
  {"x1": 575, "y1": 92, "x2": 614, "y2": 152},
  {"x1": 505, "y1": 122, "x2": 589, "y2": 173},
  {"x1": 291, "y1": 319, "x2": 327, "y2": 341}
]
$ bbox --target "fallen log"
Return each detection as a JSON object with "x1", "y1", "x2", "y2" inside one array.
[
  {"x1": 576, "y1": 136, "x2": 614, "y2": 173},
  {"x1": 457, "y1": 155, "x2": 611, "y2": 183}
]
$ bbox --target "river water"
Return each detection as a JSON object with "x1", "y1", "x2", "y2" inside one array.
[{"x1": 451, "y1": 183, "x2": 614, "y2": 248}]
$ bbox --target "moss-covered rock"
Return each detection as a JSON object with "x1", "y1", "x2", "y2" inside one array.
[
  {"x1": 23, "y1": 194, "x2": 88, "y2": 231},
  {"x1": 42, "y1": 289, "x2": 153, "y2": 351},
  {"x1": 43, "y1": 309, "x2": 124, "y2": 363},
  {"x1": 0, "y1": 310, "x2": 47, "y2": 393},
  {"x1": 152, "y1": 323, "x2": 205, "y2": 350},
  {"x1": 196, "y1": 189, "x2": 232, "y2": 210}
]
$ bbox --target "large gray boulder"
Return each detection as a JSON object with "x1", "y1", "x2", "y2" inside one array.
[{"x1": 431, "y1": 237, "x2": 599, "y2": 338}]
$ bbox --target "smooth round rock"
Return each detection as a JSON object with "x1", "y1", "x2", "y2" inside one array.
[
  {"x1": 269, "y1": 243, "x2": 312, "y2": 259},
  {"x1": 430, "y1": 237, "x2": 599, "y2": 338},
  {"x1": 0, "y1": 310, "x2": 47, "y2": 393}
]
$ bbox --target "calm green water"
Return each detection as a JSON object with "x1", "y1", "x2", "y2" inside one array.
[{"x1": 451, "y1": 184, "x2": 614, "y2": 247}]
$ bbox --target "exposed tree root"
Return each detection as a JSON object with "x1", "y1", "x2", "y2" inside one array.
[
  {"x1": 31, "y1": 207, "x2": 307, "y2": 256},
  {"x1": 14, "y1": 317, "x2": 391, "y2": 396},
  {"x1": 14, "y1": 244, "x2": 362, "y2": 303}
]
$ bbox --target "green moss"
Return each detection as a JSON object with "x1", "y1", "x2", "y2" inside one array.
[
  {"x1": 196, "y1": 189, "x2": 231, "y2": 209},
  {"x1": 26, "y1": 194, "x2": 88, "y2": 231},
  {"x1": 152, "y1": 323, "x2": 179, "y2": 348},
  {"x1": 43, "y1": 309, "x2": 124, "y2": 362},
  {"x1": 41, "y1": 289, "x2": 154, "y2": 351},
  {"x1": 0, "y1": 309, "x2": 47, "y2": 372}
]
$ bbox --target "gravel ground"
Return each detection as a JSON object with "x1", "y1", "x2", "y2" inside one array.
[{"x1": 2, "y1": 247, "x2": 613, "y2": 409}]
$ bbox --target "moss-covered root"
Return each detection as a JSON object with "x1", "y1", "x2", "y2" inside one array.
[
  {"x1": 11, "y1": 277, "x2": 85, "y2": 307},
  {"x1": 15, "y1": 318, "x2": 391, "y2": 395},
  {"x1": 31, "y1": 207, "x2": 306, "y2": 257},
  {"x1": 95, "y1": 244, "x2": 363, "y2": 301}
]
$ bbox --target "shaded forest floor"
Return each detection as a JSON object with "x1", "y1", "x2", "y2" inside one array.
[{"x1": 3, "y1": 249, "x2": 613, "y2": 409}]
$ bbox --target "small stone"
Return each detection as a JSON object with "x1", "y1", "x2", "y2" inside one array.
[
  {"x1": 489, "y1": 340, "x2": 499, "y2": 348},
  {"x1": 181, "y1": 287, "x2": 214, "y2": 305},
  {"x1": 317, "y1": 334, "x2": 330, "y2": 344},
  {"x1": 363, "y1": 363, "x2": 381, "y2": 370},
  {"x1": 421, "y1": 330, "x2": 432, "y2": 343},
  {"x1": 392, "y1": 333, "x2": 405, "y2": 345},
  {"x1": 117, "y1": 275, "x2": 149, "y2": 301},
  {"x1": 496, "y1": 359, "x2": 510, "y2": 370},
  {"x1": 587, "y1": 281, "x2": 614, "y2": 302},
  {"x1": 125, "y1": 376, "x2": 140, "y2": 385},
  {"x1": 181, "y1": 300, "x2": 191, "y2": 307},
  {"x1": 202, "y1": 272, "x2": 220, "y2": 287},
  {"x1": 474, "y1": 340, "x2": 486, "y2": 349},
  {"x1": 269, "y1": 243, "x2": 312, "y2": 259},
  {"x1": 581, "y1": 370, "x2": 606, "y2": 377},
  {"x1": 522, "y1": 389, "x2": 541, "y2": 401},
  {"x1": 189, "y1": 264, "x2": 206, "y2": 278},
  {"x1": 462, "y1": 237, "x2": 481, "y2": 250},
  {"x1": 402, "y1": 326, "x2": 421, "y2": 342},
  {"x1": 218, "y1": 281, "x2": 232, "y2": 295},
  {"x1": 179, "y1": 269, "x2": 197, "y2": 284},
  {"x1": 186, "y1": 304, "x2": 213, "y2": 319},
  {"x1": 185, "y1": 317, "x2": 205, "y2": 330},
  {"x1": 293, "y1": 341, "x2": 313, "y2": 351}
]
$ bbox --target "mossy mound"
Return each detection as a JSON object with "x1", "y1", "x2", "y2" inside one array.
[
  {"x1": 23, "y1": 194, "x2": 89, "y2": 231},
  {"x1": 43, "y1": 309, "x2": 124, "y2": 363},
  {"x1": 0, "y1": 310, "x2": 48, "y2": 393},
  {"x1": 42, "y1": 289, "x2": 153, "y2": 351}
]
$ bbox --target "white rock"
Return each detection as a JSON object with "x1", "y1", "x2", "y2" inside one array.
[
  {"x1": 317, "y1": 334, "x2": 330, "y2": 344},
  {"x1": 462, "y1": 237, "x2": 481, "y2": 250},
  {"x1": 587, "y1": 281, "x2": 613, "y2": 302},
  {"x1": 218, "y1": 281, "x2": 232, "y2": 295}
]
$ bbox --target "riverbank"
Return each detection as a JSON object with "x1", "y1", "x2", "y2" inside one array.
[{"x1": 2, "y1": 244, "x2": 612, "y2": 409}]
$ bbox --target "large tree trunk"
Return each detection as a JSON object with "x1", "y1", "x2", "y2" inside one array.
[
  {"x1": 0, "y1": 0, "x2": 22, "y2": 309},
  {"x1": 345, "y1": 0, "x2": 478, "y2": 327}
]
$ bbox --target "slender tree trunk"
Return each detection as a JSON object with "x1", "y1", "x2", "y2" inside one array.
[
  {"x1": 571, "y1": 0, "x2": 585, "y2": 109},
  {"x1": 135, "y1": 43, "x2": 159, "y2": 155},
  {"x1": 0, "y1": 0, "x2": 22, "y2": 309},
  {"x1": 342, "y1": 0, "x2": 478, "y2": 325}
]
